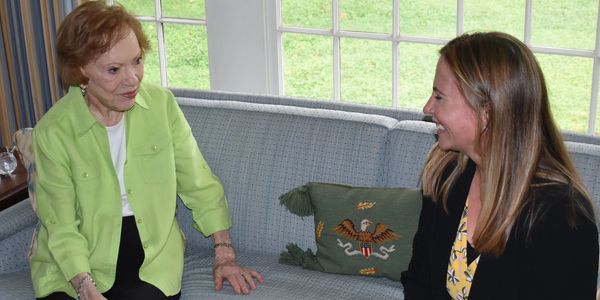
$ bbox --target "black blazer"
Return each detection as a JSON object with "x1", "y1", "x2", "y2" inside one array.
[{"x1": 401, "y1": 161, "x2": 599, "y2": 300}]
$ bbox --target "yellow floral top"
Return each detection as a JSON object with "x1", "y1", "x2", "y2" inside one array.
[{"x1": 446, "y1": 198, "x2": 480, "y2": 300}]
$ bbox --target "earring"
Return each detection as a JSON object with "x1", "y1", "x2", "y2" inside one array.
[{"x1": 80, "y1": 84, "x2": 87, "y2": 97}]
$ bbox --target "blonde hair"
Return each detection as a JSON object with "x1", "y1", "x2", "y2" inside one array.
[{"x1": 422, "y1": 32, "x2": 594, "y2": 256}]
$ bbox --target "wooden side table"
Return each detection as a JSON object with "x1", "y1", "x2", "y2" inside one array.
[{"x1": 0, "y1": 150, "x2": 29, "y2": 211}]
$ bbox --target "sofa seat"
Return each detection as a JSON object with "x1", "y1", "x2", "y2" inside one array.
[
  {"x1": 0, "y1": 249, "x2": 404, "y2": 299},
  {"x1": 181, "y1": 251, "x2": 403, "y2": 299},
  {"x1": 0, "y1": 269, "x2": 33, "y2": 299}
]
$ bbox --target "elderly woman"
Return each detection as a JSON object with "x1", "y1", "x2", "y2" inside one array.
[
  {"x1": 30, "y1": 2, "x2": 262, "y2": 299},
  {"x1": 401, "y1": 32, "x2": 598, "y2": 299}
]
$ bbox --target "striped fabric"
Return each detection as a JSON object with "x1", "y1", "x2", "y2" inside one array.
[{"x1": 0, "y1": 0, "x2": 78, "y2": 147}]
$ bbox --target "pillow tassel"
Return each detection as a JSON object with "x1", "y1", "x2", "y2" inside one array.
[
  {"x1": 279, "y1": 243, "x2": 323, "y2": 271},
  {"x1": 279, "y1": 185, "x2": 314, "y2": 216},
  {"x1": 279, "y1": 243, "x2": 305, "y2": 266}
]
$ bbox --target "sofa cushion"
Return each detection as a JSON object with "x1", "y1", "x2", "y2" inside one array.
[
  {"x1": 0, "y1": 199, "x2": 37, "y2": 274},
  {"x1": 564, "y1": 141, "x2": 600, "y2": 298},
  {"x1": 173, "y1": 90, "x2": 425, "y2": 122},
  {"x1": 12, "y1": 128, "x2": 34, "y2": 170},
  {"x1": 181, "y1": 250, "x2": 404, "y2": 299},
  {"x1": 0, "y1": 269, "x2": 34, "y2": 299},
  {"x1": 0, "y1": 250, "x2": 405, "y2": 300},
  {"x1": 565, "y1": 141, "x2": 600, "y2": 208},
  {"x1": 385, "y1": 120, "x2": 437, "y2": 188},
  {"x1": 279, "y1": 182, "x2": 422, "y2": 280},
  {"x1": 12, "y1": 128, "x2": 37, "y2": 215}
]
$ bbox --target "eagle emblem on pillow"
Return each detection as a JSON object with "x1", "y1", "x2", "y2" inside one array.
[{"x1": 334, "y1": 219, "x2": 398, "y2": 259}]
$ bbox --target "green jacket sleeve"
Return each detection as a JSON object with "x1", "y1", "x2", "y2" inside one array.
[
  {"x1": 33, "y1": 129, "x2": 91, "y2": 282},
  {"x1": 165, "y1": 91, "x2": 232, "y2": 236}
]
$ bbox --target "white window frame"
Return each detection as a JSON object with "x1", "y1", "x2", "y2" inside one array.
[
  {"x1": 274, "y1": 0, "x2": 600, "y2": 135},
  {"x1": 107, "y1": 0, "x2": 207, "y2": 88},
  {"x1": 110, "y1": 0, "x2": 600, "y2": 135}
]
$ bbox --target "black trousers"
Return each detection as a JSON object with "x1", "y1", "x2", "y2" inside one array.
[{"x1": 38, "y1": 216, "x2": 181, "y2": 300}]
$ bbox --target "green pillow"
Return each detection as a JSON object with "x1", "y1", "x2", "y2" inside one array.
[{"x1": 279, "y1": 182, "x2": 422, "y2": 281}]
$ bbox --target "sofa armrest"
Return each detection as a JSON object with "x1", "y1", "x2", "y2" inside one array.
[{"x1": 0, "y1": 199, "x2": 37, "y2": 273}]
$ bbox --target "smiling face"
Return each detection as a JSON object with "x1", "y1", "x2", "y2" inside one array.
[
  {"x1": 423, "y1": 58, "x2": 483, "y2": 162},
  {"x1": 80, "y1": 29, "x2": 143, "y2": 118}
]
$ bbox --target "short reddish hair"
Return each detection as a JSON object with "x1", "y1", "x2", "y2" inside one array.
[{"x1": 56, "y1": 1, "x2": 150, "y2": 85}]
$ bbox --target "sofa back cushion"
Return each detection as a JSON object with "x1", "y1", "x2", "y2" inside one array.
[
  {"x1": 385, "y1": 120, "x2": 437, "y2": 188},
  {"x1": 565, "y1": 141, "x2": 600, "y2": 215},
  {"x1": 563, "y1": 132, "x2": 600, "y2": 146},
  {"x1": 176, "y1": 98, "x2": 399, "y2": 255},
  {"x1": 385, "y1": 125, "x2": 600, "y2": 203},
  {"x1": 172, "y1": 88, "x2": 425, "y2": 122},
  {"x1": 564, "y1": 141, "x2": 600, "y2": 294}
]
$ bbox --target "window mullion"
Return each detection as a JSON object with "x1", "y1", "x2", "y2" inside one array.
[
  {"x1": 456, "y1": 0, "x2": 464, "y2": 36},
  {"x1": 155, "y1": 0, "x2": 168, "y2": 87},
  {"x1": 333, "y1": 0, "x2": 341, "y2": 101},
  {"x1": 392, "y1": 0, "x2": 399, "y2": 107},
  {"x1": 524, "y1": 0, "x2": 533, "y2": 44},
  {"x1": 590, "y1": 59, "x2": 599, "y2": 135},
  {"x1": 587, "y1": 0, "x2": 600, "y2": 134},
  {"x1": 275, "y1": 0, "x2": 284, "y2": 96}
]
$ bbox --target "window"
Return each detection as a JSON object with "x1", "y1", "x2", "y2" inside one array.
[
  {"x1": 278, "y1": 0, "x2": 600, "y2": 135},
  {"x1": 112, "y1": 0, "x2": 600, "y2": 135},
  {"x1": 111, "y1": 0, "x2": 209, "y2": 89}
]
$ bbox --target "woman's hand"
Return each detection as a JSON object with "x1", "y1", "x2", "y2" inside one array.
[
  {"x1": 70, "y1": 272, "x2": 107, "y2": 300},
  {"x1": 212, "y1": 230, "x2": 264, "y2": 294},
  {"x1": 213, "y1": 257, "x2": 264, "y2": 295},
  {"x1": 77, "y1": 284, "x2": 107, "y2": 300}
]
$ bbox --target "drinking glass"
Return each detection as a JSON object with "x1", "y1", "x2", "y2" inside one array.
[{"x1": 0, "y1": 151, "x2": 17, "y2": 175}]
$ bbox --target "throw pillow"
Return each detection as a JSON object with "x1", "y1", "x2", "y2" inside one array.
[
  {"x1": 13, "y1": 128, "x2": 36, "y2": 211},
  {"x1": 13, "y1": 128, "x2": 34, "y2": 169},
  {"x1": 279, "y1": 182, "x2": 422, "y2": 281},
  {"x1": 13, "y1": 127, "x2": 38, "y2": 258}
]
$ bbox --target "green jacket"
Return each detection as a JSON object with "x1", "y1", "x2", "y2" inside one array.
[{"x1": 30, "y1": 82, "x2": 231, "y2": 298}]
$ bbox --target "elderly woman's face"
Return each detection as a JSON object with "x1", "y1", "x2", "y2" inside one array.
[
  {"x1": 423, "y1": 58, "x2": 482, "y2": 161},
  {"x1": 80, "y1": 29, "x2": 143, "y2": 114}
]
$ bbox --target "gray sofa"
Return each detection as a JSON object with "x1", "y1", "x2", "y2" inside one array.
[{"x1": 1, "y1": 90, "x2": 599, "y2": 299}]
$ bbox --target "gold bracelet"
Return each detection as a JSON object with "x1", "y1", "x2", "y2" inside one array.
[{"x1": 213, "y1": 242, "x2": 234, "y2": 249}]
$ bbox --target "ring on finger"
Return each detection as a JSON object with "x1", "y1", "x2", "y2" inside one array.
[{"x1": 240, "y1": 271, "x2": 247, "y2": 276}]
